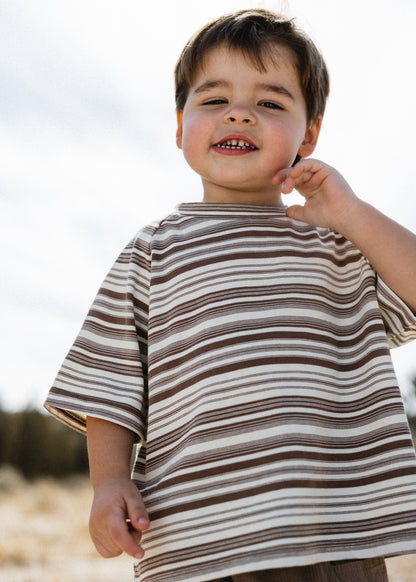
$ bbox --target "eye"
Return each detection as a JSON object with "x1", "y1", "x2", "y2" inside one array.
[
  {"x1": 259, "y1": 101, "x2": 284, "y2": 110},
  {"x1": 202, "y1": 98, "x2": 228, "y2": 106}
]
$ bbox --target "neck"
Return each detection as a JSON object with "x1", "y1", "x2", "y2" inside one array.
[{"x1": 202, "y1": 186, "x2": 284, "y2": 206}]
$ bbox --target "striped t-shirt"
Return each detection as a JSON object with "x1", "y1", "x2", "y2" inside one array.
[{"x1": 45, "y1": 203, "x2": 416, "y2": 582}]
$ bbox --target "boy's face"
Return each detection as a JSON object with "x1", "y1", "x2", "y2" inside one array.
[{"x1": 176, "y1": 45, "x2": 321, "y2": 205}]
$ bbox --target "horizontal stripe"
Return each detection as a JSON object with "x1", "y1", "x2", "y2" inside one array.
[{"x1": 44, "y1": 203, "x2": 416, "y2": 582}]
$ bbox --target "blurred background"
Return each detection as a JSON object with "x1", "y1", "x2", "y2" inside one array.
[{"x1": 1, "y1": 0, "x2": 416, "y2": 580}]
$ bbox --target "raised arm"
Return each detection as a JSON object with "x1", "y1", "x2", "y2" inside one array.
[
  {"x1": 87, "y1": 417, "x2": 149, "y2": 559},
  {"x1": 273, "y1": 159, "x2": 416, "y2": 313}
]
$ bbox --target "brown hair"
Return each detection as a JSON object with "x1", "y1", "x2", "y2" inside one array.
[{"x1": 174, "y1": 8, "x2": 329, "y2": 125}]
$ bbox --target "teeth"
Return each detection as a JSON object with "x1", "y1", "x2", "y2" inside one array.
[{"x1": 216, "y1": 139, "x2": 256, "y2": 150}]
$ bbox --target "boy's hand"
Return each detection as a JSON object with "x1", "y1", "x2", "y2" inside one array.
[
  {"x1": 272, "y1": 159, "x2": 360, "y2": 232},
  {"x1": 89, "y1": 475, "x2": 150, "y2": 560}
]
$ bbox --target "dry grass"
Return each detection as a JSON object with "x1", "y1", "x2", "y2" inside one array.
[
  {"x1": 0, "y1": 467, "x2": 132, "y2": 582},
  {"x1": 1, "y1": 466, "x2": 415, "y2": 581}
]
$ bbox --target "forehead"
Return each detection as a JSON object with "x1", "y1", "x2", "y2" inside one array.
[{"x1": 192, "y1": 44, "x2": 301, "y2": 88}]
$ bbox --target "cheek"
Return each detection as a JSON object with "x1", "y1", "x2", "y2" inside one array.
[
  {"x1": 181, "y1": 133, "x2": 198, "y2": 164},
  {"x1": 180, "y1": 132, "x2": 204, "y2": 173},
  {"x1": 268, "y1": 121, "x2": 306, "y2": 152},
  {"x1": 181, "y1": 118, "x2": 210, "y2": 160},
  {"x1": 268, "y1": 119, "x2": 297, "y2": 141},
  {"x1": 261, "y1": 123, "x2": 302, "y2": 169}
]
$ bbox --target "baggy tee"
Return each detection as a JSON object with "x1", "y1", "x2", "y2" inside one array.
[{"x1": 45, "y1": 203, "x2": 416, "y2": 582}]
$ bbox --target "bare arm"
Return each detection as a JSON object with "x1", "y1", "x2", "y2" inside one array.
[
  {"x1": 274, "y1": 159, "x2": 416, "y2": 313},
  {"x1": 332, "y1": 199, "x2": 416, "y2": 313},
  {"x1": 87, "y1": 416, "x2": 149, "y2": 559}
]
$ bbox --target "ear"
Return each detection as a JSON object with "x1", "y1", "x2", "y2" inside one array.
[
  {"x1": 297, "y1": 116, "x2": 322, "y2": 158},
  {"x1": 176, "y1": 110, "x2": 183, "y2": 149}
]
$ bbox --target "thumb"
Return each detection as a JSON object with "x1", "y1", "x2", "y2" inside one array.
[
  {"x1": 125, "y1": 489, "x2": 150, "y2": 531},
  {"x1": 286, "y1": 204, "x2": 306, "y2": 223}
]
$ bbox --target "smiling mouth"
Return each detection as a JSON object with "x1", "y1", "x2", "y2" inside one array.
[{"x1": 214, "y1": 139, "x2": 258, "y2": 151}]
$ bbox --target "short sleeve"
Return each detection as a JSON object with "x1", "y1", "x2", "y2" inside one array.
[
  {"x1": 44, "y1": 226, "x2": 154, "y2": 441},
  {"x1": 376, "y1": 274, "x2": 416, "y2": 348}
]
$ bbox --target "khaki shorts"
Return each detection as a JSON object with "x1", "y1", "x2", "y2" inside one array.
[{"x1": 211, "y1": 557, "x2": 388, "y2": 582}]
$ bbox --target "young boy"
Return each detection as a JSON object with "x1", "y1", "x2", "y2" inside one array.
[{"x1": 44, "y1": 9, "x2": 416, "y2": 582}]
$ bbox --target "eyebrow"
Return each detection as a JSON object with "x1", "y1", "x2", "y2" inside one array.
[
  {"x1": 257, "y1": 83, "x2": 295, "y2": 101},
  {"x1": 193, "y1": 80, "x2": 295, "y2": 101},
  {"x1": 194, "y1": 80, "x2": 229, "y2": 94}
]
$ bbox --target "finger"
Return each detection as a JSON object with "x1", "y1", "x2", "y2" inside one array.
[
  {"x1": 281, "y1": 174, "x2": 306, "y2": 194},
  {"x1": 286, "y1": 171, "x2": 317, "y2": 196},
  {"x1": 91, "y1": 534, "x2": 123, "y2": 559},
  {"x1": 125, "y1": 493, "x2": 150, "y2": 532},
  {"x1": 271, "y1": 168, "x2": 290, "y2": 185},
  {"x1": 127, "y1": 511, "x2": 150, "y2": 532},
  {"x1": 108, "y1": 514, "x2": 146, "y2": 559},
  {"x1": 281, "y1": 179, "x2": 295, "y2": 194},
  {"x1": 89, "y1": 512, "x2": 125, "y2": 558},
  {"x1": 272, "y1": 165, "x2": 313, "y2": 191}
]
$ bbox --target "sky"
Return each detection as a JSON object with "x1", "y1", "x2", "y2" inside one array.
[{"x1": 1, "y1": 0, "x2": 416, "y2": 411}]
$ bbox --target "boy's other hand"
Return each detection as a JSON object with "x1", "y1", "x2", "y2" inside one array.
[
  {"x1": 272, "y1": 159, "x2": 361, "y2": 232},
  {"x1": 89, "y1": 475, "x2": 150, "y2": 560}
]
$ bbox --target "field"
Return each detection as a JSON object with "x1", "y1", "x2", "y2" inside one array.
[
  {"x1": 0, "y1": 467, "x2": 132, "y2": 582},
  {"x1": 1, "y1": 466, "x2": 415, "y2": 582}
]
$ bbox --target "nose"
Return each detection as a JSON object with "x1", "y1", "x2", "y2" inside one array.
[{"x1": 224, "y1": 104, "x2": 256, "y2": 125}]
